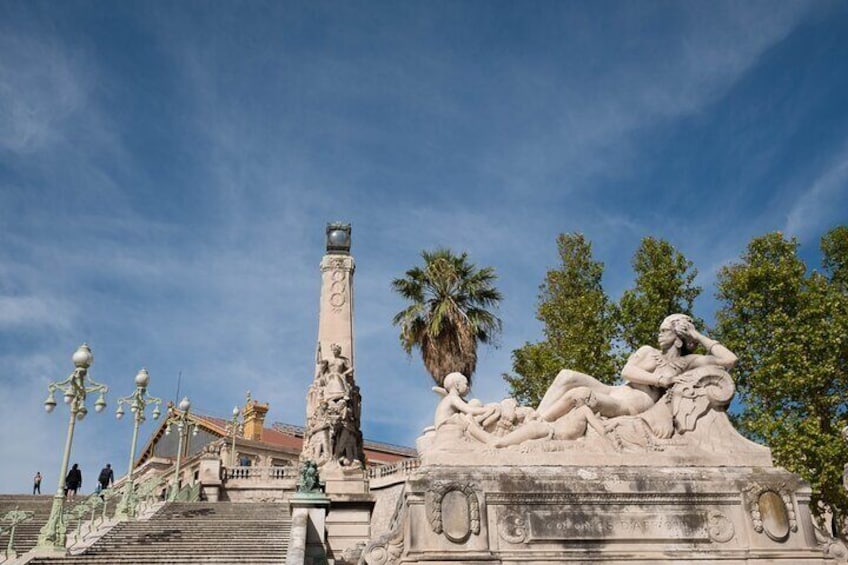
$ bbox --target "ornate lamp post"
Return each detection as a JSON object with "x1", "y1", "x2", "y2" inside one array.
[
  {"x1": 165, "y1": 397, "x2": 197, "y2": 501},
  {"x1": 35, "y1": 344, "x2": 108, "y2": 554},
  {"x1": 114, "y1": 368, "x2": 162, "y2": 519},
  {"x1": 226, "y1": 406, "x2": 241, "y2": 468}
]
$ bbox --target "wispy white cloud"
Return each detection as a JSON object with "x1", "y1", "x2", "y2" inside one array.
[
  {"x1": 0, "y1": 32, "x2": 87, "y2": 154},
  {"x1": 0, "y1": 295, "x2": 76, "y2": 330},
  {"x1": 471, "y1": 1, "x2": 812, "y2": 198},
  {"x1": 784, "y1": 143, "x2": 848, "y2": 239}
]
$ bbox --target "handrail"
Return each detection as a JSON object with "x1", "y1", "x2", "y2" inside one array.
[{"x1": 1, "y1": 507, "x2": 34, "y2": 560}]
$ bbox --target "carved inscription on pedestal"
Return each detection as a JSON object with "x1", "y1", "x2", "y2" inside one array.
[{"x1": 498, "y1": 509, "x2": 729, "y2": 543}]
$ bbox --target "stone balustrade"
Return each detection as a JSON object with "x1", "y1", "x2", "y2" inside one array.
[
  {"x1": 218, "y1": 466, "x2": 297, "y2": 501},
  {"x1": 223, "y1": 466, "x2": 297, "y2": 482},
  {"x1": 368, "y1": 459, "x2": 421, "y2": 488}
]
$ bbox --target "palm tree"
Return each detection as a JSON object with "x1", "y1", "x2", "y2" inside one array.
[{"x1": 392, "y1": 248, "x2": 502, "y2": 388}]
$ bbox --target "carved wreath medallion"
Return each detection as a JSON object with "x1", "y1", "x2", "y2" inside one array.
[
  {"x1": 425, "y1": 481, "x2": 480, "y2": 543},
  {"x1": 744, "y1": 482, "x2": 797, "y2": 542}
]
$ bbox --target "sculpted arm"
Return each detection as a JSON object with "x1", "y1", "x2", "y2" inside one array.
[
  {"x1": 680, "y1": 326, "x2": 738, "y2": 370},
  {"x1": 454, "y1": 396, "x2": 498, "y2": 419}
]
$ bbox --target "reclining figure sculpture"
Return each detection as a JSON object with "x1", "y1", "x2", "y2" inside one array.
[{"x1": 430, "y1": 314, "x2": 739, "y2": 452}]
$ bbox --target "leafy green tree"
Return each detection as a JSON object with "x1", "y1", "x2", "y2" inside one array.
[
  {"x1": 822, "y1": 225, "x2": 848, "y2": 290},
  {"x1": 392, "y1": 248, "x2": 502, "y2": 388},
  {"x1": 616, "y1": 237, "x2": 703, "y2": 355},
  {"x1": 714, "y1": 229, "x2": 848, "y2": 515},
  {"x1": 505, "y1": 342, "x2": 561, "y2": 408},
  {"x1": 504, "y1": 233, "x2": 617, "y2": 406}
]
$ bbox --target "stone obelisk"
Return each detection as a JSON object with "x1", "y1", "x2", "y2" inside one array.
[
  {"x1": 302, "y1": 223, "x2": 366, "y2": 491},
  {"x1": 299, "y1": 224, "x2": 378, "y2": 560},
  {"x1": 317, "y1": 223, "x2": 355, "y2": 366}
]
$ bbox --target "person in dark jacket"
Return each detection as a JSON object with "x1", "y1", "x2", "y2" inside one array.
[
  {"x1": 98, "y1": 464, "x2": 114, "y2": 495},
  {"x1": 65, "y1": 463, "x2": 81, "y2": 499}
]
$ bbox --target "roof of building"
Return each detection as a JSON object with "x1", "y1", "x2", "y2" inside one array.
[{"x1": 136, "y1": 406, "x2": 416, "y2": 468}]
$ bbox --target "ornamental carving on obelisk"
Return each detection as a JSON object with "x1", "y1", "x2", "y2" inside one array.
[{"x1": 302, "y1": 223, "x2": 365, "y2": 469}]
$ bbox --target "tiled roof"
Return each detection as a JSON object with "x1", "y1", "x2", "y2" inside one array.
[
  {"x1": 167, "y1": 411, "x2": 415, "y2": 463},
  {"x1": 270, "y1": 422, "x2": 417, "y2": 457}
]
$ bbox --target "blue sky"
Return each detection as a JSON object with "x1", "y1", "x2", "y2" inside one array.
[{"x1": 1, "y1": 1, "x2": 847, "y2": 492}]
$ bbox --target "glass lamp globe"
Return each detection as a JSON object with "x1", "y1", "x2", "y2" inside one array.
[
  {"x1": 135, "y1": 368, "x2": 150, "y2": 388},
  {"x1": 72, "y1": 344, "x2": 94, "y2": 368},
  {"x1": 328, "y1": 229, "x2": 348, "y2": 246},
  {"x1": 44, "y1": 393, "x2": 57, "y2": 413},
  {"x1": 325, "y1": 223, "x2": 351, "y2": 254}
]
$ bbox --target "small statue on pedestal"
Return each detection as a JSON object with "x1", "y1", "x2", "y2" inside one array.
[{"x1": 296, "y1": 460, "x2": 321, "y2": 494}]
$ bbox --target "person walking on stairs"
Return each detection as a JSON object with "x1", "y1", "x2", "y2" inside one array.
[
  {"x1": 97, "y1": 463, "x2": 114, "y2": 497},
  {"x1": 65, "y1": 464, "x2": 81, "y2": 499}
]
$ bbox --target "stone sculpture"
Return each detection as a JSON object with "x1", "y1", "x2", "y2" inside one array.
[
  {"x1": 302, "y1": 342, "x2": 365, "y2": 468},
  {"x1": 362, "y1": 313, "x2": 844, "y2": 564},
  {"x1": 296, "y1": 460, "x2": 321, "y2": 494},
  {"x1": 536, "y1": 313, "x2": 737, "y2": 420},
  {"x1": 419, "y1": 314, "x2": 763, "y2": 463}
]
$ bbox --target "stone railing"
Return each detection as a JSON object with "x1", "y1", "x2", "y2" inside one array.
[
  {"x1": 285, "y1": 509, "x2": 308, "y2": 565},
  {"x1": 223, "y1": 466, "x2": 298, "y2": 482},
  {"x1": 219, "y1": 466, "x2": 297, "y2": 502},
  {"x1": 368, "y1": 459, "x2": 421, "y2": 488}
]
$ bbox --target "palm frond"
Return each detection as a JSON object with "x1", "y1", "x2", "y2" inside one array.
[{"x1": 391, "y1": 247, "x2": 502, "y2": 387}]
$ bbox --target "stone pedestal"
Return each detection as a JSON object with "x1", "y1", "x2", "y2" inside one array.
[
  {"x1": 362, "y1": 464, "x2": 835, "y2": 564},
  {"x1": 323, "y1": 466, "x2": 369, "y2": 495},
  {"x1": 198, "y1": 456, "x2": 222, "y2": 502},
  {"x1": 290, "y1": 493, "x2": 332, "y2": 565},
  {"x1": 326, "y1": 493, "x2": 375, "y2": 563},
  {"x1": 321, "y1": 466, "x2": 374, "y2": 562}
]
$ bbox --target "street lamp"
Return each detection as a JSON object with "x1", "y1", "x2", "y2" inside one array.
[
  {"x1": 225, "y1": 406, "x2": 242, "y2": 468},
  {"x1": 35, "y1": 344, "x2": 108, "y2": 555},
  {"x1": 114, "y1": 368, "x2": 162, "y2": 519},
  {"x1": 165, "y1": 397, "x2": 197, "y2": 501}
]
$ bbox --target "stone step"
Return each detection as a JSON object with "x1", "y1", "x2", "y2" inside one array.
[
  {"x1": 24, "y1": 501, "x2": 293, "y2": 564},
  {"x1": 29, "y1": 554, "x2": 289, "y2": 561}
]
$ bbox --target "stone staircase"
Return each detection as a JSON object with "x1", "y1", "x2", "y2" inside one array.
[
  {"x1": 27, "y1": 502, "x2": 291, "y2": 564},
  {"x1": 0, "y1": 495, "x2": 90, "y2": 558}
]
